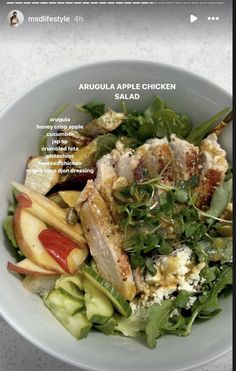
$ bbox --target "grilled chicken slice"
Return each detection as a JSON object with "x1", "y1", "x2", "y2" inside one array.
[
  {"x1": 95, "y1": 154, "x2": 119, "y2": 222},
  {"x1": 115, "y1": 144, "x2": 153, "y2": 184},
  {"x1": 170, "y1": 134, "x2": 201, "y2": 181},
  {"x1": 76, "y1": 180, "x2": 136, "y2": 301},
  {"x1": 115, "y1": 149, "x2": 142, "y2": 184},
  {"x1": 82, "y1": 110, "x2": 125, "y2": 137},
  {"x1": 196, "y1": 133, "x2": 228, "y2": 209},
  {"x1": 114, "y1": 138, "x2": 175, "y2": 185},
  {"x1": 138, "y1": 138, "x2": 175, "y2": 185},
  {"x1": 25, "y1": 156, "x2": 61, "y2": 195}
]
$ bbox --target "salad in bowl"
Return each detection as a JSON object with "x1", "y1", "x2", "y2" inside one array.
[{"x1": 4, "y1": 96, "x2": 232, "y2": 349}]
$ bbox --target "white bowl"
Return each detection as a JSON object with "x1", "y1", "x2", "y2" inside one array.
[{"x1": 0, "y1": 60, "x2": 232, "y2": 371}]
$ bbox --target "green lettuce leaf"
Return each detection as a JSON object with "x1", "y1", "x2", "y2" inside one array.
[
  {"x1": 3, "y1": 215, "x2": 18, "y2": 248},
  {"x1": 114, "y1": 309, "x2": 147, "y2": 338},
  {"x1": 95, "y1": 317, "x2": 117, "y2": 335}
]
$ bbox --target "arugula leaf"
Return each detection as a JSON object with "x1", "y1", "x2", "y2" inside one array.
[
  {"x1": 114, "y1": 96, "x2": 191, "y2": 142},
  {"x1": 95, "y1": 134, "x2": 118, "y2": 160},
  {"x1": 145, "y1": 96, "x2": 165, "y2": 113},
  {"x1": 207, "y1": 179, "x2": 232, "y2": 223},
  {"x1": 145, "y1": 300, "x2": 174, "y2": 348},
  {"x1": 115, "y1": 113, "x2": 144, "y2": 142},
  {"x1": 3, "y1": 215, "x2": 18, "y2": 248},
  {"x1": 174, "y1": 290, "x2": 193, "y2": 308},
  {"x1": 183, "y1": 266, "x2": 232, "y2": 334},
  {"x1": 200, "y1": 266, "x2": 220, "y2": 284},
  {"x1": 139, "y1": 97, "x2": 191, "y2": 141},
  {"x1": 77, "y1": 101, "x2": 106, "y2": 118},
  {"x1": 144, "y1": 105, "x2": 191, "y2": 140},
  {"x1": 160, "y1": 266, "x2": 232, "y2": 338},
  {"x1": 186, "y1": 107, "x2": 231, "y2": 145}
]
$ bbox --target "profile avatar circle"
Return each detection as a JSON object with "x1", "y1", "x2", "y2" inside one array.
[{"x1": 8, "y1": 10, "x2": 24, "y2": 27}]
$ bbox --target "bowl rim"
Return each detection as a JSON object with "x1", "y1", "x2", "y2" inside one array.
[{"x1": 0, "y1": 59, "x2": 232, "y2": 371}]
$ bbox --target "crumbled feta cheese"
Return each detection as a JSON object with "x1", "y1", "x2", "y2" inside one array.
[
  {"x1": 142, "y1": 245, "x2": 206, "y2": 306},
  {"x1": 170, "y1": 308, "x2": 179, "y2": 318},
  {"x1": 200, "y1": 277, "x2": 206, "y2": 284},
  {"x1": 178, "y1": 281, "x2": 195, "y2": 292},
  {"x1": 186, "y1": 296, "x2": 197, "y2": 310},
  {"x1": 152, "y1": 287, "x2": 175, "y2": 304}
]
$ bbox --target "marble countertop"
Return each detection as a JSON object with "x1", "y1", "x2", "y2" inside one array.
[{"x1": 0, "y1": 3, "x2": 232, "y2": 370}]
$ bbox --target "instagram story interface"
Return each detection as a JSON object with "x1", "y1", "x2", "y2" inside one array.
[{"x1": 0, "y1": 1, "x2": 232, "y2": 370}]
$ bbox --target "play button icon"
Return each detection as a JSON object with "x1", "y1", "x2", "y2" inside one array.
[{"x1": 190, "y1": 14, "x2": 198, "y2": 23}]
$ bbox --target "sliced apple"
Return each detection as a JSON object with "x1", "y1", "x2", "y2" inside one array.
[
  {"x1": 13, "y1": 207, "x2": 65, "y2": 273},
  {"x1": 38, "y1": 228, "x2": 88, "y2": 274},
  {"x1": 67, "y1": 248, "x2": 88, "y2": 274},
  {"x1": 12, "y1": 182, "x2": 85, "y2": 247},
  {"x1": 7, "y1": 259, "x2": 59, "y2": 276},
  {"x1": 58, "y1": 191, "x2": 81, "y2": 208}
]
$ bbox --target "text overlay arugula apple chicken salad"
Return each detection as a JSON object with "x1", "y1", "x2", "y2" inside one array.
[{"x1": 4, "y1": 97, "x2": 232, "y2": 348}]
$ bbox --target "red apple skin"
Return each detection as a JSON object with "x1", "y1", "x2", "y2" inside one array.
[
  {"x1": 16, "y1": 193, "x2": 32, "y2": 208},
  {"x1": 13, "y1": 205, "x2": 65, "y2": 274},
  {"x1": 7, "y1": 260, "x2": 58, "y2": 276},
  {"x1": 38, "y1": 228, "x2": 88, "y2": 274}
]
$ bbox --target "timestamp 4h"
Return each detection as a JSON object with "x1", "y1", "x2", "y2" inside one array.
[{"x1": 74, "y1": 16, "x2": 84, "y2": 23}]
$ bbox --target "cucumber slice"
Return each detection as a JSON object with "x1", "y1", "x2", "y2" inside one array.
[
  {"x1": 45, "y1": 288, "x2": 84, "y2": 316},
  {"x1": 95, "y1": 317, "x2": 117, "y2": 335},
  {"x1": 55, "y1": 274, "x2": 84, "y2": 291},
  {"x1": 80, "y1": 265, "x2": 132, "y2": 317},
  {"x1": 62, "y1": 312, "x2": 92, "y2": 339},
  {"x1": 83, "y1": 277, "x2": 113, "y2": 324},
  {"x1": 43, "y1": 289, "x2": 91, "y2": 339},
  {"x1": 56, "y1": 280, "x2": 84, "y2": 301}
]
